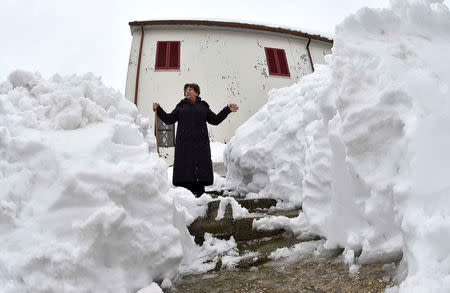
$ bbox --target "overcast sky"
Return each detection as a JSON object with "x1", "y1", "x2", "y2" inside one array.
[{"x1": 1, "y1": 0, "x2": 445, "y2": 93}]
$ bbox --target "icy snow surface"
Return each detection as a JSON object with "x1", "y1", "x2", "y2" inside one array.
[
  {"x1": 0, "y1": 70, "x2": 214, "y2": 292},
  {"x1": 224, "y1": 0, "x2": 450, "y2": 291}
]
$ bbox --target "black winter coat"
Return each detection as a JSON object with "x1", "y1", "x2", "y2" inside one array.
[{"x1": 156, "y1": 97, "x2": 231, "y2": 186}]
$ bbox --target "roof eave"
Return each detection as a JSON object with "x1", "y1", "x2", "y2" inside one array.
[{"x1": 128, "y1": 20, "x2": 333, "y2": 44}]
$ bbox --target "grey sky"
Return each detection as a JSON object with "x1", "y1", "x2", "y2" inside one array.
[{"x1": 2, "y1": 0, "x2": 443, "y2": 93}]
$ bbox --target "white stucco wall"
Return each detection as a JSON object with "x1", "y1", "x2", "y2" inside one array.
[{"x1": 125, "y1": 25, "x2": 332, "y2": 163}]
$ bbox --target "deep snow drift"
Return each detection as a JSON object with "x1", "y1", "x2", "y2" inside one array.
[
  {"x1": 0, "y1": 70, "x2": 263, "y2": 292},
  {"x1": 0, "y1": 71, "x2": 210, "y2": 292},
  {"x1": 224, "y1": 0, "x2": 450, "y2": 291}
]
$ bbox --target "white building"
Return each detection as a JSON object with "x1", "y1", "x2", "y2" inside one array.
[{"x1": 125, "y1": 20, "x2": 333, "y2": 162}]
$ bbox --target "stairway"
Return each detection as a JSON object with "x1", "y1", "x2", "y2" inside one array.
[
  {"x1": 187, "y1": 193, "x2": 313, "y2": 269},
  {"x1": 188, "y1": 163, "x2": 320, "y2": 267},
  {"x1": 186, "y1": 162, "x2": 317, "y2": 268},
  {"x1": 167, "y1": 164, "x2": 399, "y2": 292}
]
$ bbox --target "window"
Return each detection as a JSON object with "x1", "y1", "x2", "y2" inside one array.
[
  {"x1": 264, "y1": 47, "x2": 290, "y2": 77},
  {"x1": 155, "y1": 117, "x2": 175, "y2": 147},
  {"x1": 155, "y1": 41, "x2": 180, "y2": 69}
]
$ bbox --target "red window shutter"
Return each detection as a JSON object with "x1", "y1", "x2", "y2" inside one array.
[
  {"x1": 156, "y1": 42, "x2": 167, "y2": 69},
  {"x1": 264, "y1": 47, "x2": 290, "y2": 77},
  {"x1": 168, "y1": 42, "x2": 180, "y2": 68},
  {"x1": 276, "y1": 49, "x2": 290, "y2": 76},
  {"x1": 155, "y1": 41, "x2": 180, "y2": 69},
  {"x1": 265, "y1": 48, "x2": 278, "y2": 74}
]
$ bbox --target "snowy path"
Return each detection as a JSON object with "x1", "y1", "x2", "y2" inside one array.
[
  {"x1": 168, "y1": 234, "x2": 399, "y2": 292},
  {"x1": 170, "y1": 164, "x2": 400, "y2": 292}
]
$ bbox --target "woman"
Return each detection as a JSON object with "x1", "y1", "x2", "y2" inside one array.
[{"x1": 153, "y1": 83, "x2": 238, "y2": 197}]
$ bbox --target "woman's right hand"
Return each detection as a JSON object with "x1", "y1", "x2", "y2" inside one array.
[{"x1": 153, "y1": 103, "x2": 159, "y2": 111}]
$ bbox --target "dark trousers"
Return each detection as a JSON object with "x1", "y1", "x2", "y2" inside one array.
[{"x1": 181, "y1": 183, "x2": 205, "y2": 197}]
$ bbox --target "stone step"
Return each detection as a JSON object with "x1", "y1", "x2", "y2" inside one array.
[
  {"x1": 204, "y1": 190, "x2": 234, "y2": 197},
  {"x1": 233, "y1": 210, "x2": 300, "y2": 241},
  {"x1": 234, "y1": 233, "x2": 322, "y2": 269},
  {"x1": 206, "y1": 198, "x2": 278, "y2": 213},
  {"x1": 188, "y1": 201, "x2": 301, "y2": 244}
]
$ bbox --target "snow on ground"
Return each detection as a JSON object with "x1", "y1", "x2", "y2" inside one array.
[
  {"x1": 269, "y1": 240, "x2": 323, "y2": 262},
  {"x1": 136, "y1": 283, "x2": 164, "y2": 293},
  {"x1": 0, "y1": 70, "x2": 222, "y2": 292},
  {"x1": 178, "y1": 233, "x2": 241, "y2": 274},
  {"x1": 167, "y1": 142, "x2": 227, "y2": 193},
  {"x1": 205, "y1": 172, "x2": 228, "y2": 192},
  {"x1": 224, "y1": 0, "x2": 450, "y2": 291},
  {"x1": 210, "y1": 141, "x2": 226, "y2": 163},
  {"x1": 168, "y1": 167, "x2": 227, "y2": 194}
]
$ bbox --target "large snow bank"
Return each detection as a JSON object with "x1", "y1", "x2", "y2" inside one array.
[
  {"x1": 224, "y1": 0, "x2": 450, "y2": 291},
  {"x1": 0, "y1": 70, "x2": 203, "y2": 292}
]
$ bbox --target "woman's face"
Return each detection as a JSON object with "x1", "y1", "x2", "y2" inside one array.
[{"x1": 184, "y1": 87, "x2": 198, "y2": 100}]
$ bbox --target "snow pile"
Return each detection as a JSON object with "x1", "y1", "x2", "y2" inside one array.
[
  {"x1": 225, "y1": 0, "x2": 450, "y2": 291},
  {"x1": 0, "y1": 70, "x2": 202, "y2": 292},
  {"x1": 223, "y1": 79, "x2": 314, "y2": 206}
]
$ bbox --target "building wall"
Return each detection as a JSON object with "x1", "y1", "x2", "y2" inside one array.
[{"x1": 125, "y1": 26, "x2": 332, "y2": 163}]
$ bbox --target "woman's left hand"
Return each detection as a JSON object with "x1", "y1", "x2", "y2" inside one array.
[{"x1": 228, "y1": 104, "x2": 239, "y2": 112}]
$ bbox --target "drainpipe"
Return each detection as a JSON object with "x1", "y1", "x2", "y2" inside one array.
[
  {"x1": 134, "y1": 25, "x2": 145, "y2": 105},
  {"x1": 154, "y1": 111, "x2": 160, "y2": 154},
  {"x1": 306, "y1": 38, "x2": 315, "y2": 73}
]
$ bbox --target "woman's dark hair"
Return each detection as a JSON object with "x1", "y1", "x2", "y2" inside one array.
[{"x1": 184, "y1": 83, "x2": 200, "y2": 95}]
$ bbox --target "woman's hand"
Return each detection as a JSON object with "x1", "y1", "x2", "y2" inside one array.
[
  {"x1": 153, "y1": 103, "x2": 159, "y2": 111},
  {"x1": 228, "y1": 104, "x2": 239, "y2": 112}
]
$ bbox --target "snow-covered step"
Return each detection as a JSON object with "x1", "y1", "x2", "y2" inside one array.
[
  {"x1": 233, "y1": 210, "x2": 300, "y2": 241},
  {"x1": 207, "y1": 197, "x2": 278, "y2": 213},
  {"x1": 233, "y1": 233, "x2": 322, "y2": 269},
  {"x1": 187, "y1": 200, "x2": 300, "y2": 243}
]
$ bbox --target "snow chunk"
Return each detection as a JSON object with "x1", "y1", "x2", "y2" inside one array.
[
  {"x1": 269, "y1": 240, "x2": 322, "y2": 261},
  {"x1": 8, "y1": 70, "x2": 40, "y2": 89},
  {"x1": 179, "y1": 233, "x2": 239, "y2": 274},
  {"x1": 253, "y1": 213, "x2": 314, "y2": 237},
  {"x1": 215, "y1": 196, "x2": 249, "y2": 220}
]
